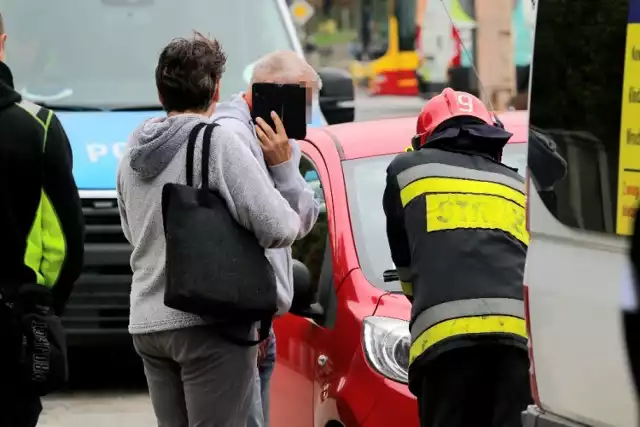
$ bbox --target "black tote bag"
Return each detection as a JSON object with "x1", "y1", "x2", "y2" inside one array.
[{"x1": 161, "y1": 122, "x2": 277, "y2": 345}]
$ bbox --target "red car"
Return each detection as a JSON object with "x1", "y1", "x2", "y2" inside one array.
[{"x1": 271, "y1": 111, "x2": 529, "y2": 427}]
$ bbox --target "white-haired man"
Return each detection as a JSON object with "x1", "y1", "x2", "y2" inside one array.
[{"x1": 212, "y1": 50, "x2": 321, "y2": 427}]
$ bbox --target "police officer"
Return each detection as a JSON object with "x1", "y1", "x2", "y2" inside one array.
[
  {"x1": 0, "y1": 13, "x2": 84, "y2": 427},
  {"x1": 383, "y1": 88, "x2": 532, "y2": 427}
]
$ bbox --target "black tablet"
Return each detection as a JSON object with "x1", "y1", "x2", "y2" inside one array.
[{"x1": 251, "y1": 83, "x2": 308, "y2": 140}]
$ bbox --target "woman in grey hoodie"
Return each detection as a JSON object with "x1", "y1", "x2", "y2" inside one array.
[{"x1": 116, "y1": 34, "x2": 301, "y2": 427}]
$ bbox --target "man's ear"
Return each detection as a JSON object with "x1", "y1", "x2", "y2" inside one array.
[
  {"x1": 0, "y1": 34, "x2": 7, "y2": 61},
  {"x1": 213, "y1": 82, "x2": 221, "y2": 104}
]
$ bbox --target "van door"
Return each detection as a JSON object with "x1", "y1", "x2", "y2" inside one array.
[{"x1": 525, "y1": 0, "x2": 639, "y2": 425}]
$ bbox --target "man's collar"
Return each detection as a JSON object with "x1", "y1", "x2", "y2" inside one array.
[
  {"x1": 242, "y1": 92, "x2": 252, "y2": 111},
  {"x1": 0, "y1": 60, "x2": 21, "y2": 109},
  {"x1": 0, "y1": 61, "x2": 15, "y2": 89}
]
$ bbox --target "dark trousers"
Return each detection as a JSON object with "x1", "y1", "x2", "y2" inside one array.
[
  {"x1": 0, "y1": 389, "x2": 42, "y2": 427},
  {"x1": 417, "y1": 345, "x2": 532, "y2": 427},
  {"x1": 0, "y1": 309, "x2": 42, "y2": 427},
  {"x1": 625, "y1": 311, "x2": 640, "y2": 402}
]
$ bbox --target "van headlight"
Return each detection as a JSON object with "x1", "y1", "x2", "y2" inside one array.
[{"x1": 363, "y1": 316, "x2": 410, "y2": 384}]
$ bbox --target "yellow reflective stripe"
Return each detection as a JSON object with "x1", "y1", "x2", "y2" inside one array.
[
  {"x1": 409, "y1": 315, "x2": 528, "y2": 364},
  {"x1": 426, "y1": 193, "x2": 529, "y2": 245},
  {"x1": 42, "y1": 109, "x2": 53, "y2": 149},
  {"x1": 400, "y1": 177, "x2": 526, "y2": 208},
  {"x1": 40, "y1": 191, "x2": 66, "y2": 287},
  {"x1": 22, "y1": 108, "x2": 63, "y2": 288},
  {"x1": 23, "y1": 197, "x2": 46, "y2": 286},
  {"x1": 401, "y1": 281, "x2": 413, "y2": 297}
]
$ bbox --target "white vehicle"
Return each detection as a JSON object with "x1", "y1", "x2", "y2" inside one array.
[{"x1": 522, "y1": 0, "x2": 639, "y2": 425}]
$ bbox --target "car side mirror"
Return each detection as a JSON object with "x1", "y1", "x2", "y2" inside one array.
[
  {"x1": 304, "y1": 40, "x2": 318, "y2": 53},
  {"x1": 318, "y1": 67, "x2": 355, "y2": 125},
  {"x1": 289, "y1": 259, "x2": 324, "y2": 321}
]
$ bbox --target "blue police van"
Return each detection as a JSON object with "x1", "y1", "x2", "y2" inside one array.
[{"x1": 1, "y1": 0, "x2": 354, "y2": 346}]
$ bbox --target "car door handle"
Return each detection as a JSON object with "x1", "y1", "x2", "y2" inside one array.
[{"x1": 317, "y1": 354, "x2": 328, "y2": 367}]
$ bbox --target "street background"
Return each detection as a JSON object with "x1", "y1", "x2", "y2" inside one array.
[
  {"x1": 37, "y1": 89, "x2": 423, "y2": 427},
  {"x1": 37, "y1": 0, "x2": 534, "y2": 423}
]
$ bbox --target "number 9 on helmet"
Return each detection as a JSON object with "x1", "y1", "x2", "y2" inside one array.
[{"x1": 412, "y1": 88, "x2": 496, "y2": 149}]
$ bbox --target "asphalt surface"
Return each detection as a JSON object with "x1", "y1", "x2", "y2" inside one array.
[
  {"x1": 355, "y1": 90, "x2": 425, "y2": 122},
  {"x1": 37, "y1": 90, "x2": 425, "y2": 427}
]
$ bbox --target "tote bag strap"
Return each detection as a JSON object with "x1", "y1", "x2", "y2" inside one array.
[
  {"x1": 186, "y1": 122, "x2": 209, "y2": 187},
  {"x1": 200, "y1": 123, "x2": 218, "y2": 190},
  {"x1": 186, "y1": 122, "x2": 218, "y2": 188}
]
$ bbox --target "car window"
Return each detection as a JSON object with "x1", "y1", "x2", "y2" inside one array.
[
  {"x1": 343, "y1": 143, "x2": 528, "y2": 290},
  {"x1": 529, "y1": 0, "x2": 637, "y2": 235},
  {"x1": 0, "y1": 0, "x2": 294, "y2": 108},
  {"x1": 292, "y1": 156, "x2": 328, "y2": 293}
]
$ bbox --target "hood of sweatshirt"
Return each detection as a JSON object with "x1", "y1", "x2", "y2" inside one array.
[
  {"x1": 127, "y1": 113, "x2": 207, "y2": 180},
  {"x1": 0, "y1": 61, "x2": 22, "y2": 110}
]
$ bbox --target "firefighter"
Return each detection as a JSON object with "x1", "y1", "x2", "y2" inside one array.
[{"x1": 383, "y1": 88, "x2": 532, "y2": 427}]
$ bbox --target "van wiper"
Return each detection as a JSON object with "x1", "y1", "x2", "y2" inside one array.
[
  {"x1": 110, "y1": 104, "x2": 163, "y2": 112},
  {"x1": 36, "y1": 103, "x2": 106, "y2": 112}
]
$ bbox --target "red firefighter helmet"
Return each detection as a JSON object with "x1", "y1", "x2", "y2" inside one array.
[{"x1": 413, "y1": 88, "x2": 494, "y2": 148}]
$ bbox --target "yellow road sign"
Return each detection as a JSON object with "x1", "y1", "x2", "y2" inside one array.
[{"x1": 290, "y1": 0, "x2": 314, "y2": 26}]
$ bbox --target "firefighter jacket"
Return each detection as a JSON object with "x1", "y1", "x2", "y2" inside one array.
[
  {"x1": 0, "y1": 61, "x2": 84, "y2": 315},
  {"x1": 383, "y1": 130, "x2": 529, "y2": 389}
]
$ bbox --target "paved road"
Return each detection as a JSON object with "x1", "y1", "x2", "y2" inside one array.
[
  {"x1": 38, "y1": 91, "x2": 425, "y2": 427},
  {"x1": 355, "y1": 89, "x2": 424, "y2": 122}
]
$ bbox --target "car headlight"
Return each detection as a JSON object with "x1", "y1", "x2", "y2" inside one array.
[{"x1": 363, "y1": 316, "x2": 410, "y2": 384}]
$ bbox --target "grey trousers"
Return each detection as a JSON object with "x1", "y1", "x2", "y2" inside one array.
[{"x1": 133, "y1": 326, "x2": 257, "y2": 427}]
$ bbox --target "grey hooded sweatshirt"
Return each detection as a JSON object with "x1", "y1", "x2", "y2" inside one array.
[
  {"x1": 212, "y1": 94, "x2": 320, "y2": 315},
  {"x1": 117, "y1": 114, "x2": 301, "y2": 334}
]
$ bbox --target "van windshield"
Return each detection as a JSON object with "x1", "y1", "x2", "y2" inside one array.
[{"x1": 0, "y1": 0, "x2": 294, "y2": 109}]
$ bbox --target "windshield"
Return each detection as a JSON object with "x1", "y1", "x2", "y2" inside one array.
[
  {"x1": 343, "y1": 143, "x2": 528, "y2": 290},
  {"x1": 0, "y1": 0, "x2": 294, "y2": 108}
]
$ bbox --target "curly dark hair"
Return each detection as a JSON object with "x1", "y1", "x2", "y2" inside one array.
[{"x1": 155, "y1": 31, "x2": 227, "y2": 113}]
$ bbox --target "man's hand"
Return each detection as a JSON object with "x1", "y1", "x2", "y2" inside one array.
[{"x1": 255, "y1": 111, "x2": 292, "y2": 166}]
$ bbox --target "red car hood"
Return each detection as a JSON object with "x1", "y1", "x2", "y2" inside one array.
[{"x1": 373, "y1": 292, "x2": 412, "y2": 321}]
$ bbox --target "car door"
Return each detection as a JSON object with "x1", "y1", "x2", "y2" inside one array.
[{"x1": 271, "y1": 141, "x2": 334, "y2": 427}]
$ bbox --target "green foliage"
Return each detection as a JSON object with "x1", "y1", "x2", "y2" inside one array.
[{"x1": 308, "y1": 29, "x2": 358, "y2": 47}]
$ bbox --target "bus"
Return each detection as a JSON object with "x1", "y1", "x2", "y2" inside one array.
[
  {"x1": 363, "y1": 0, "x2": 534, "y2": 98},
  {"x1": 523, "y1": 0, "x2": 639, "y2": 424},
  {"x1": 366, "y1": 0, "x2": 421, "y2": 95}
]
